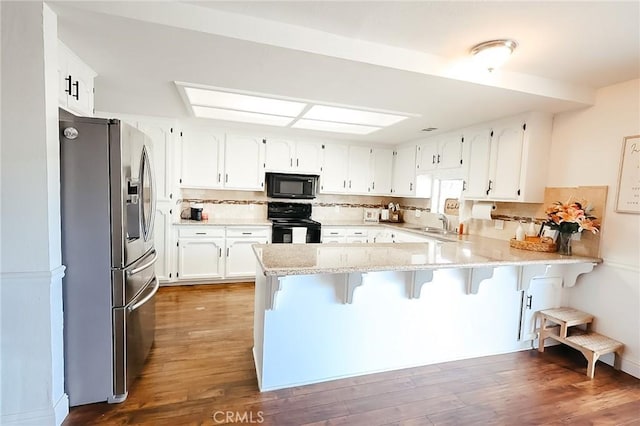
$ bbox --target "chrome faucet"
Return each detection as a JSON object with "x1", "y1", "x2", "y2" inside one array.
[{"x1": 438, "y1": 214, "x2": 449, "y2": 231}]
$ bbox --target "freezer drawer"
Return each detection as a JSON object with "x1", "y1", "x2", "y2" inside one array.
[
  {"x1": 111, "y1": 275, "x2": 158, "y2": 403},
  {"x1": 113, "y1": 248, "x2": 157, "y2": 307}
]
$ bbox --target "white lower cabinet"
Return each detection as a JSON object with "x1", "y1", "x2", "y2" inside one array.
[
  {"x1": 176, "y1": 225, "x2": 269, "y2": 282},
  {"x1": 177, "y1": 238, "x2": 224, "y2": 281},
  {"x1": 225, "y1": 227, "x2": 270, "y2": 278},
  {"x1": 322, "y1": 228, "x2": 346, "y2": 243},
  {"x1": 154, "y1": 201, "x2": 174, "y2": 282},
  {"x1": 322, "y1": 227, "x2": 377, "y2": 243}
]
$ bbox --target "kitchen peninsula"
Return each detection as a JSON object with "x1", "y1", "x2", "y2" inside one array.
[{"x1": 251, "y1": 237, "x2": 601, "y2": 391}]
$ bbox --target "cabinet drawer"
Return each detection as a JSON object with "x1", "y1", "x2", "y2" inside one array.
[
  {"x1": 322, "y1": 228, "x2": 345, "y2": 237},
  {"x1": 226, "y1": 227, "x2": 270, "y2": 238},
  {"x1": 178, "y1": 226, "x2": 225, "y2": 238},
  {"x1": 345, "y1": 227, "x2": 370, "y2": 237}
]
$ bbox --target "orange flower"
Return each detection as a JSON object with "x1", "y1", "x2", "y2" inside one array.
[
  {"x1": 545, "y1": 199, "x2": 601, "y2": 234},
  {"x1": 579, "y1": 218, "x2": 600, "y2": 234}
]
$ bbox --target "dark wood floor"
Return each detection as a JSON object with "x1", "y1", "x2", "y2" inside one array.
[{"x1": 64, "y1": 283, "x2": 640, "y2": 426}]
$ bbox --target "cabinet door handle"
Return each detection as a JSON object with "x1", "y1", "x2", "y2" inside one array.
[
  {"x1": 226, "y1": 247, "x2": 230, "y2": 257},
  {"x1": 225, "y1": 173, "x2": 229, "y2": 183},
  {"x1": 437, "y1": 154, "x2": 441, "y2": 163},
  {"x1": 372, "y1": 181, "x2": 375, "y2": 190},
  {"x1": 343, "y1": 180, "x2": 346, "y2": 188},
  {"x1": 296, "y1": 158, "x2": 299, "y2": 167},
  {"x1": 65, "y1": 75, "x2": 72, "y2": 94},
  {"x1": 432, "y1": 155, "x2": 436, "y2": 164},
  {"x1": 242, "y1": 232, "x2": 252, "y2": 235},
  {"x1": 290, "y1": 158, "x2": 293, "y2": 167},
  {"x1": 195, "y1": 232, "x2": 206, "y2": 235},
  {"x1": 72, "y1": 81, "x2": 79, "y2": 100},
  {"x1": 218, "y1": 247, "x2": 222, "y2": 257},
  {"x1": 349, "y1": 180, "x2": 352, "y2": 189},
  {"x1": 217, "y1": 173, "x2": 221, "y2": 183},
  {"x1": 462, "y1": 180, "x2": 467, "y2": 191},
  {"x1": 410, "y1": 182, "x2": 413, "y2": 191},
  {"x1": 486, "y1": 180, "x2": 493, "y2": 195}
]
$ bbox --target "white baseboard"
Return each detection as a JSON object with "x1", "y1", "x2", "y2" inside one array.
[
  {"x1": 1, "y1": 392, "x2": 68, "y2": 426},
  {"x1": 598, "y1": 353, "x2": 640, "y2": 379},
  {"x1": 54, "y1": 393, "x2": 69, "y2": 426}
]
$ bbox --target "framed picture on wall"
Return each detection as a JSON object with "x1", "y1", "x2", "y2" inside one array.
[{"x1": 615, "y1": 135, "x2": 640, "y2": 214}]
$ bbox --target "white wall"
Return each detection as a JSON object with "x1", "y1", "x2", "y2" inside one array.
[
  {"x1": 1, "y1": 2, "x2": 68, "y2": 425},
  {"x1": 548, "y1": 78, "x2": 640, "y2": 377}
]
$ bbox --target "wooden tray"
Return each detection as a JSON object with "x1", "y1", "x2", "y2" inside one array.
[{"x1": 510, "y1": 237, "x2": 556, "y2": 252}]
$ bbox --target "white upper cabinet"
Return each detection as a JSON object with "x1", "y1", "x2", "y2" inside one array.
[
  {"x1": 438, "y1": 133, "x2": 465, "y2": 169},
  {"x1": 58, "y1": 40, "x2": 96, "y2": 117},
  {"x1": 489, "y1": 123, "x2": 524, "y2": 199},
  {"x1": 371, "y1": 147, "x2": 393, "y2": 195},
  {"x1": 295, "y1": 142, "x2": 323, "y2": 174},
  {"x1": 179, "y1": 130, "x2": 265, "y2": 191},
  {"x1": 224, "y1": 134, "x2": 265, "y2": 190},
  {"x1": 320, "y1": 144, "x2": 387, "y2": 195},
  {"x1": 265, "y1": 139, "x2": 322, "y2": 174},
  {"x1": 416, "y1": 132, "x2": 463, "y2": 173},
  {"x1": 463, "y1": 112, "x2": 553, "y2": 202},
  {"x1": 265, "y1": 138, "x2": 295, "y2": 172},
  {"x1": 463, "y1": 127, "x2": 492, "y2": 199},
  {"x1": 415, "y1": 140, "x2": 439, "y2": 173},
  {"x1": 391, "y1": 145, "x2": 416, "y2": 196},
  {"x1": 320, "y1": 143, "x2": 350, "y2": 193},
  {"x1": 179, "y1": 128, "x2": 224, "y2": 189},
  {"x1": 347, "y1": 146, "x2": 371, "y2": 193},
  {"x1": 136, "y1": 119, "x2": 176, "y2": 201}
]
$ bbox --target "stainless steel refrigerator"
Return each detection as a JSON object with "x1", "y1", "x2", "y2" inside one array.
[{"x1": 60, "y1": 113, "x2": 158, "y2": 406}]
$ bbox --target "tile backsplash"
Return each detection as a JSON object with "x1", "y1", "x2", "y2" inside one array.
[{"x1": 178, "y1": 186, "x2": 604, "y2": 258}]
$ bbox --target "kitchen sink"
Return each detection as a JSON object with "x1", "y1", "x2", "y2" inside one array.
[{"x1": 423, "y1": 227, "x2": 457, "y2": 236}]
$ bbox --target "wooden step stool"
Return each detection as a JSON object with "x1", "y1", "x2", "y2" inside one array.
[{"x1": 537, "y1": 307, "x2": 624, "y2": 378}]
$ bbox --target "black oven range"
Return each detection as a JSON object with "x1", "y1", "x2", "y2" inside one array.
[{"x1": 268, "y1": 202, "x2": 321, "y2": 244}]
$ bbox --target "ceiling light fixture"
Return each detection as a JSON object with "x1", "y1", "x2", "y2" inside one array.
[
  {"x1": 175, "y1": 82, "x2": 418, "y2": 135},
  {"x1": 470, "y1": 39, "x2": 518, "y2": 72}
]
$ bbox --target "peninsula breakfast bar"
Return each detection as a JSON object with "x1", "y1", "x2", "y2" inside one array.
[{"x1": 251, "y1": 236, "x2": 600, "y2": 391}]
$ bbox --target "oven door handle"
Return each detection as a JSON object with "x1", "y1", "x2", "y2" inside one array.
[{"x1": 128, "y1": 277, "x2": 159, "y2": 312}]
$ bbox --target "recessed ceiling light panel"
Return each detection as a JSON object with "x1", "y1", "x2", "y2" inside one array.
[
  {"x1": 185, "y1": 87, "x2": 306, "y2": 116},
  {"x1": 192, "y1": 106, "x2": 294, "y2": 127},
  {"x1": 304, "y1": 105, "x2": 409, "y2": 126},
  {"x1": 292, "y1": 119, "x2": 381, "y2": 135}
]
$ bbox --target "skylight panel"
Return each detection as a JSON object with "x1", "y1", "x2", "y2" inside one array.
[
  {"x1": 192, "y1": 106, "x2": 294, "y2": 127},
  {"x1": 185, "y1": 87, "x2": 306, "y2": 117},
  {"x1": 303, "y1": 105, "x2": 409, "y2": 126},
  {"x1": 291, "y1": 119, "x2": 381, "y2": 135}
]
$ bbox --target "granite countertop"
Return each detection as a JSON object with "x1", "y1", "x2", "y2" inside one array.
[
  {"x1": 319, "y1": 220, "x2": 385, "y2": 227},
  {"x1": 176, "y1": 218, "x2": 272, "y2": 226},
  {"x1": 252, "y1": 237, "x2": 602, "y2": 277}
]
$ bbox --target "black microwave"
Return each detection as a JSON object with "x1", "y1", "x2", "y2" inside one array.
[{"x1": 266, "y1": 173, "x2": 319, "y2": 199}]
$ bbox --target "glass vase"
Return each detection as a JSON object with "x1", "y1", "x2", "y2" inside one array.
[{"x1": 557, "y1": 231, "x2": 573, "y2": 255}]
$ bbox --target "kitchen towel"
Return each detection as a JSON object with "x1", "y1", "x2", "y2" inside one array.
[
  {"x1": 292, "y1": 227, "x2": 307, "y2": 243},
  {"x1": 471, "y1": 202, "x2": 495, "y2": 220}
]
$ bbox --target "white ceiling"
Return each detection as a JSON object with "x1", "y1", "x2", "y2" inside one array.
[{"x1": 51, "y1": 1, "x2": 640, "y2": 145}]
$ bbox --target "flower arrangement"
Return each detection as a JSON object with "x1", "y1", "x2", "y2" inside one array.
[{"x1": 545, "y1": 200, "x2": 600, "y2": 234}]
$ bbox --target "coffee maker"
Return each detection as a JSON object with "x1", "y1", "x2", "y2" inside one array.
[{"x1": 190, "y1": 202, "x2": 203, "y2": 221}]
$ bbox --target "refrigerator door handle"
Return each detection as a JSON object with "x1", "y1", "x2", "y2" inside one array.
[
  {"x1": 128, "y1": 277, "x2": 159, "y2": 312},
  {"x1": 126, "y1": 249, "x2": 157, "y2": 276}
]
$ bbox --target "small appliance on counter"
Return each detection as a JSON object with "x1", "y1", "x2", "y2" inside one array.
[
  {"x1": 190, "y1": 202, "x2": 203, "y2": 221},
  {"x1": 380, "y1": 203, "x2": 402, "y2": 222},
  {"x1": 363, "y1": 208, "x2": 380, "y2": 223}
]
